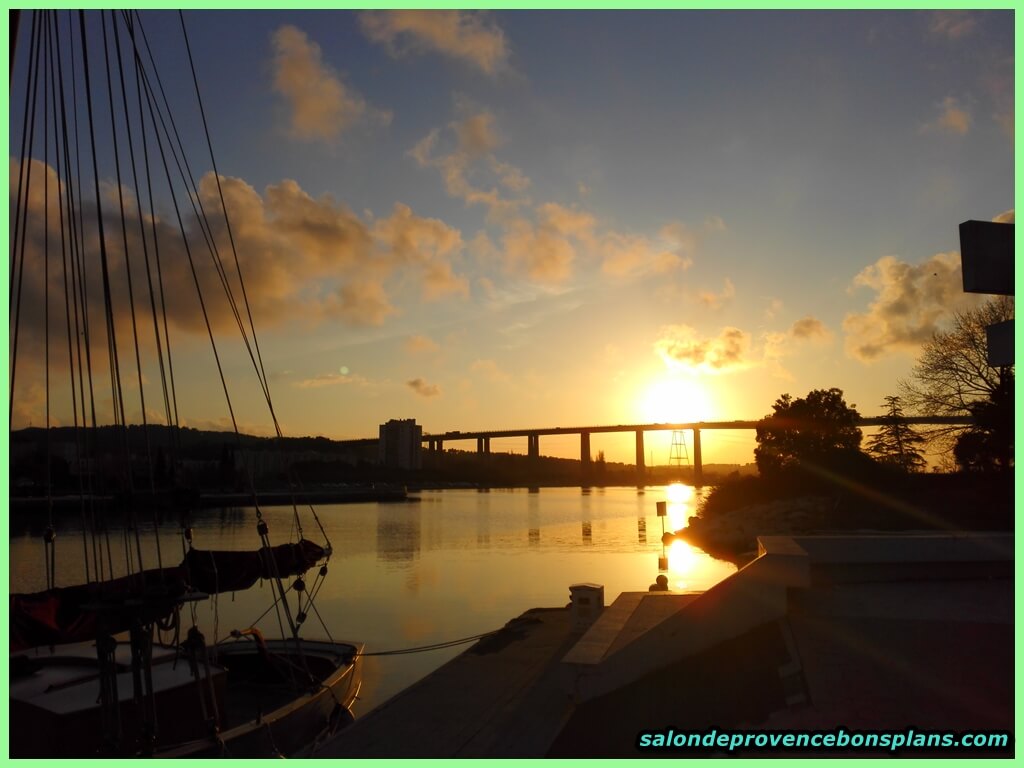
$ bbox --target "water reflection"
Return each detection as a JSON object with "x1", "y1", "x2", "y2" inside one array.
[
  {"x1": 10, "y1": 485, "x2": 736, "y2": 717},
  {"x1": 376, "y1": 506, "x2": 422, "y2": 564},
  {"x1": 665, "y1": 482, "x2": 694, "y2": 531},
  {"x1": 665, "y1": 539, "x2": 702, "y2": 591},
  {"x1": 581, "y1": 491, "x2": 592, "y2": 545},
  {"x1": 527, "y1": 492, "x2": 540, "y2": 546},
  {"x1": 475, "y1": 492, "x2": 491, "y2": 546}
]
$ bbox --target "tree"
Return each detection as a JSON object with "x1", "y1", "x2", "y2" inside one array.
[
  {"x1": 953, "y1": 374, "x2": 1013, "y2": 473},
  {"x1": 754, "y1": 388, "x2": 862, "y2": 476},
  {"x1": 864, "y1": 396, "x2": 927, "y2": 472},
  {"x1": 899, "y1": 297, "x2": 1014, "y2": 460}
]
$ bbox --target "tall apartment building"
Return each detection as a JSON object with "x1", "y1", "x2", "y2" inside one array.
[{"x1": 378, "y1": 419, "x2": 423, "y2": 470}]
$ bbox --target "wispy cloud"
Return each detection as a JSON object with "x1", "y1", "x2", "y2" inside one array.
[
  {"x1": 470, "y1": 358, "x2": 510, "y2": 382},
  {"x1": 271, "y1": 25, "x2": 389, "y2": 142},
  {"x1": 764, "y1": 298, "x2": 784, "y2": 320},
  {"x1": 698, "y1": 277, "x2": 736, "y2": 309},
  {"x1": 409, "y1": 107, "x2": 530, "y2": 220},
  {"x1": 404, "y1": 334, "x2": 440, "y2": 355},
  {"x1": 295, "y1": 371, "x2": 372, "y2": 389},
  {"x1": 921, "y1": 96, "x2": 971, "y2": 136},
  {"x1": 928, "y1": 11, "x2": 977, "y2": 41},
  {"x1": 359, "y1": 11, "x2": 509, "y2": 75}
]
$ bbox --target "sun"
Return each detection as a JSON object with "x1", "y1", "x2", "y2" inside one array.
[{"x1": 640, "y1": 376, "x2": 715, "y2": 423}]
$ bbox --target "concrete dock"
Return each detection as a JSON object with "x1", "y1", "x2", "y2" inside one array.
[{"x1": 320, "y1": 532, "x2": 1014, "y2": 758}]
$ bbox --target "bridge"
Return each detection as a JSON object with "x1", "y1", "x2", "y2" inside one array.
[{"x1": 422, "y1": 416, "x2": 972, "y2": 485}]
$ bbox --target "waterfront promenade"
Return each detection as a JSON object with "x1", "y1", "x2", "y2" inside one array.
[{"x1": 321, "y1": 532, "x2": 1013, "y2": 758}]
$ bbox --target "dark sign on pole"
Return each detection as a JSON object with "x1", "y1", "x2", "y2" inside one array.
[{"x1": 959, "y1": 220, "x2": 1014, "y2": 295}]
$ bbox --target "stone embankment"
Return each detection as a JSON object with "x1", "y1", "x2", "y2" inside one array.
[{"x1": 678, "y1": 496, "x2": 836, "y2": 560}]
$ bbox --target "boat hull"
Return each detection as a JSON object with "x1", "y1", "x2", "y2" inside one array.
[{"x1": 10, "y1": 637, "x2": 362, "y2": 758}]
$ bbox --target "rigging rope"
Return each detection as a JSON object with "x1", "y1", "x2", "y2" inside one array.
[
  {"x1": 357, "y1": 630, "x2": 503, "y2": 657},
  {"x1": 9, "y1": 9, "x2": 42, "y2": 426}
]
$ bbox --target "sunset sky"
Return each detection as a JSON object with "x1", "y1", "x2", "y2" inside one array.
[{"x1": 9, "y1": 10, "x2": 1015, "y2": 465}]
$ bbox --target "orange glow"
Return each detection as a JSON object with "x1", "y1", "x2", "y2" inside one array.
[
  {"x1": 665, "y1": 538, "x2": 701, "y2": 590},
  {"x1": 666, "y1": 482, "x2": 693, "y2": 504},
  {"x1": 664, "y1": 482, "x2": 695, "y2": 530},
  {"x1": 640, "y1": 376, "x2": 715, "y2": 424}
]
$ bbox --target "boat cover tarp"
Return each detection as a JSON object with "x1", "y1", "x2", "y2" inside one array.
[
  {"x1": 10, "y1": 567, "x2": 187, "y2": 652},
  {"x1": 182, "y1": 539, "x2": 326, "y2": 594},
  {"x1": 11, "y1": 540, "x2": 326, "y2": 651}
]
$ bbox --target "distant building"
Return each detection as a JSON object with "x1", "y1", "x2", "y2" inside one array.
[{"x1": 378, "y1": 419, "x2": 423, "y2": 470}]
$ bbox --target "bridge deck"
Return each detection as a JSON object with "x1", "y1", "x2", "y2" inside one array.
[{"x1": 422, "y1": 416, "x2": 972, "y2": 441}]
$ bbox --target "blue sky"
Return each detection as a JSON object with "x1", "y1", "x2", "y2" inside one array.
[{"x1": 9, "y1": 10, "x2": 1015, "y2": 464}]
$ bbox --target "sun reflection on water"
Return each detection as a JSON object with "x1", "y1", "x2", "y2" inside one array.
[
  {"x1": 665, "y1": 482, "x2": 695, "y2": 531},
  {"x1": 665, "y1": 538, "x2": 704, "y2": 591}
]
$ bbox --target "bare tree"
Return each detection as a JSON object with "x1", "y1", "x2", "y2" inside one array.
[{"x1": 898, "y1": 297, "x2": 1014, "y2": 460}]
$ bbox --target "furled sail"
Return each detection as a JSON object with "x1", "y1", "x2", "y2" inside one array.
[
  {"x1": 11, "y1": 568, "x2": 187, "y2": 652},
  {"x1": 182, "y1": 539, "x2": 326, "y2": 595},
  {"x1": 11, "y1": 540, "x2": 326, "y2": 651}
]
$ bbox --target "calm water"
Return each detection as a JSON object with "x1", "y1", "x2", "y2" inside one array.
[{"x1": 10, "y1": 484, "x2": 736, "y2": 715}]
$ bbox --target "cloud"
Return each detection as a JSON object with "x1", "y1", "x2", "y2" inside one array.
[
  {"x1": 470, "y1": 358, "x2": 510, "y2": 382},
  {"x1": 992, "y1": 209, "x2": 1014, "y2": 224},
  {"x1": 843, "y1": 252, "x2": 984, "y2": 361},
  {"x1": 8, "y1": 159, "x2": 467, "y2": 351},
  {"x1": 703, "y1": 215, "x2": 727, "y2": 233},
  {"x1": 407, "y1": 377, "x2": 441, "y2": 397},
  {"x1": 764, "y1": 298, "x2": 784, "y2": 320},
  {"x1": 409, "y1": 109, "x2": 529, "y2": 220},
  {"x1": 790, "y1": 315, "x2": 832, "y2": 341},
  {"x1": 698, "y1": 278, "x2": 736, "y2": 309},
  {"x1": 455, "y1": 111, "x2": 501, "y2": 156},
  {"x1": 372, "y1": 203, "x2": 468, "y2": 300},
  {"x1": 295, "y1": 372, "x2": 371, "y2": 389},
  {"x1": 411, "y1": 108, "x2": 703, "y2": 286},
  {"x1": 922, "y1": 96, "x2": 971, "y2": 136},
  {"x1": 501, "y1": 216, "x2": 577, "y2": 283},
  {"x1": 271, "y1": 25, "x2": 387, "y2": 142},
  {"x1": 498, "y1": 205, "x2": 697, "y2": 284},
  {"x1": 359, "y1": 11, "x2": 509, "y2": 75},
  {"x1": 404, "y1": 334, "x2": 440, "y2": 355},
  {"x1": 490, "y1": 158, "x2": 531, "y2": 192},
  {"x1": 599, "y1": 233, "x2": 685, "y2": 278},
  {"x1": 928, "y1": 11, "x2": 977, "y2": 41},
  {"x1": 330, "y1": 279, "x2": 396, "y2": 326},
  {"x1": 654, "y1": 325, "x2": 750, "y2": 374},
  {"x1": 659, "y1": 221, "x2": 698, "y2": 258}
]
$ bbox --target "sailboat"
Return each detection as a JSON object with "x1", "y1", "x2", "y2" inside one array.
[{"x1": 9, "y1": 10, "x2": 361, "y2": 757}]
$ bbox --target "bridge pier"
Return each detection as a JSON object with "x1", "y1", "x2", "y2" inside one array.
[
  {"x1": 693, "y1": 427, "x2": 703, "y2": 486},
  {"x1": 528, "y1": 433, "x2": 539, "y2": 460},
  {"x1": 580, "y1": 432, "x2": 591, "y2": 466},
  {"x1": 635, "y1": 430, "x2": 645, "y2": 485},
  {"x1": 477, "y1": 436, "x2": 490, "y2": 454}
]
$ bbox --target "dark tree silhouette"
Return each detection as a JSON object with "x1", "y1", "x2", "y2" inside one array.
[
  {"x1": 899, "y1": 297, "x2": 1014, "y2": 461},
  {"x1": 754, "y1": 388, "x2": 862, "y2": 476},
  {"x1": 865, "y1": 396, "x2": 927, "y2": 472},
  {"x1": 953, "y1": 373, "x2": 1014, "y2": 473}
]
